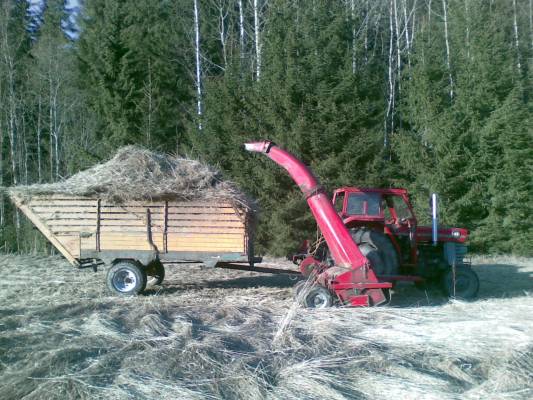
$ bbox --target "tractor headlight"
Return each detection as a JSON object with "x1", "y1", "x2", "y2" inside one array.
[{"x1": 452, "y1": 230, "x2": 461, "y2": 238}]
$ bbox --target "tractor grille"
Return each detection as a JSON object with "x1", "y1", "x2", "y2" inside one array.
[{"x1": 444, "y1": 243, "x2": 468, "y2": 266}]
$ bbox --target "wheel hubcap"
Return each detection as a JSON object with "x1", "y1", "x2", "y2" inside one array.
[
  {"x1": 113, "y1": 270, "x2": 137, "y2": 292},
  {"x1": 312, "y1": 292, "x2": 329, "y2": 308}
]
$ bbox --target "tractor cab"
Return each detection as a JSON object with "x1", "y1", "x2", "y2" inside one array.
[
  {"x1": 332, "y1": 187, "x2": 420, "y2": 266},
  {"x1": 333, "y1": 187, "x2": 416, "y2": 231}
]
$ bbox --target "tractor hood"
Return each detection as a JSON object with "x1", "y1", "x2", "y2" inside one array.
[{"x1": 416, "y1": 226, "x2": 468, "y2": 243}]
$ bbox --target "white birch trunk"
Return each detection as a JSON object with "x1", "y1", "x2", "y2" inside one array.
[
  {"x1": 22, "y1": 115, "x2": 28, "y2": 184},
  {"x1": 253, "y1": 0, "x2": 261, "y2": 80},
  {"x1": 350, "y1": 0, "x2": 356, "y2": 74},
  {"x1": 393, "y1": 0, "x2": 401, "y2": 91},
  {"x1": 7, "y1": 67, "x2": 17, "y2": 186},
  {"x1": 37, "y1": 95, "x2": 42, "y2": 182},
  {"x1": 385, "y1": 0, "x2": 395, "y2": 145},
  {"x1": 442, "y1": 0, "x2": 454, "y2": 100},
  {"x1": 464, "y1": 0, "x2": 470, "y2": 60},
  {"x1": 217, "y1": 1, "x2": 228, "y2": 68},
  {"x1": 193, "y1": 0, "x2": 203, "y2": 130},
  {"x1": 512, "y1": 0, "x2": 521, "y2": 71},
  {"x1": 428, "y1": 0, "x2": 432, "y2": 41},
  {"x1": 53, "y1": 88, "x2": 60, "y2": 180},
  {"x1": 364, "y1": 0, "x2": 369, "y2": 64},
  {"x1": 49, "y1": 77, "x2": 54, "y2": 181},
  {"x1": 238, "y1": 0, "x2": 245, "y2": 60},
  {"x1": 145, "y1": 59, "x2": 153, "y2": 146},
  {"x1": 402, "y1": 0, "x2": 411, "y2": 70}
]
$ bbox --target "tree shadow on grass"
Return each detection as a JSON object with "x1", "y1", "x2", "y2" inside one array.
[
  {"x1": 143, "y1": 272, "x2": 299, "y2": 296},
  {"x1": 474, "y1": 263, "x2": 533, "y2": 299},
  {"x1": 389, "y1": 262, "x2": 533, "y2": 307}
]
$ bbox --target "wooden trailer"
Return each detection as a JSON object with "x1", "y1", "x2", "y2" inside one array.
[{"x1": 10, "y1": 193, "x2": 258, "y2": 295}]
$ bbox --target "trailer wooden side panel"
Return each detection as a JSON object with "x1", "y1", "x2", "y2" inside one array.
[{"x1": 11, "y1": 194, "x2": 249, "y2": 265}]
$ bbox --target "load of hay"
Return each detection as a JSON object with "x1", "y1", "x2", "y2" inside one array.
[{"x1": 9, "y1": 146, "x2": 252, "y2": 210}]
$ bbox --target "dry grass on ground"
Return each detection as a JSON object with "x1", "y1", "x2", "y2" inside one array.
[{"x1": 0, "y1": 255, "x2": 532, "y2": 399}]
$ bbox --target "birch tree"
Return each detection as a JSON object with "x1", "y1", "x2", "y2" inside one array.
[
  {"x1": 253, "y1": 0, "x2": 262, "y2": 80},
  {"x1": 512, "y1": 0, "x2": 521, "y2": 72},
  {"x1": 442, "y1": 0, "x2": 454, "y2": 100},
  {"x1": 193, "y1": 0, "x2": 203, "y2": 129}
]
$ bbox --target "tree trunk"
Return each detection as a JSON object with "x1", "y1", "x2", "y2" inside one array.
[
  {"x1": 37, "y1": 94, "x2": 42, "y2": 182},
  {"x1": 217, "y1": 0, "x2": 228, "y2": 68},
  {"x1": 193, "y1": 0, "x2": 203, "y2": 130},
  {"x1": 393, "y1": 0, "x2": 401, "y2": 92},
  {"x1": 385, "y1": 0, "x2": 395, "y2": 147},
  {"x1": 512, "y1": 0, "x2": 521, "y2": 72},
  {"x1": 238, "y1": 0, "x2": 245, "y2": 62},
  {"x1": 442, "y1": 0, "x2": 454, "y2": 100},
  {"x1": 350, "y1": 0, "x2": 356, "y2": 74},
  {"x1": 253, "y1": 0, "x2": 262, "y2": 80},
  {"x1": 464, "y1": 0, "x2": 470, "y2": 60}
]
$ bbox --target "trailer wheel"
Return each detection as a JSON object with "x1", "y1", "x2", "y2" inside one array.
[
  {"x1": 301, "y1": 286, "x2": 333, "y2": 308},
  {"x1": 441, "y1": 266, "x2": 479, "y2": 300},
  {"x1": 145, "y1": 260, "x2": 165, "y2": 286},
  {"x1": 106, "y1": 261, "x2": 147, "y2": 295}
]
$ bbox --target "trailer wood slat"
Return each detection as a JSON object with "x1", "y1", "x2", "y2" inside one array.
[
  {"x1": 28, "y1": 200, "x2": 98, "y2": 206},
  {"x1": 32, "y1": 206, "x2": 98, "y2": 213},
  {"x1": 52, "y1": 226, "x2": 246, "y2": 234}
]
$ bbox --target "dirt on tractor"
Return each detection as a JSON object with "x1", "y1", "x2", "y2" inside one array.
[{"x1": 0, "y1": 255, "x2": 532, "y2": 400}]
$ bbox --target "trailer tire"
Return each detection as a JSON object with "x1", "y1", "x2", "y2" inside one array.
[
  {"x1": 106, "y1": 261, "x2": 147, "y2": 296},
  {"x1": 145, "y1": 260, "x2": 165, "y2": 286},
  {"x1": 350, "y1": 229, "x2": 399, "y2": 275},
  {"x1": 441, "y1": 266, "x2": 479, "y2": 300},
  {"x1": 301, "y1": 286, "x2": 333, "y2": 308}
]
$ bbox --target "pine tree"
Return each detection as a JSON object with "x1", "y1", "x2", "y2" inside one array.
[{"x1": 77, "y1": 0, "x2": 191, "y2": 153}]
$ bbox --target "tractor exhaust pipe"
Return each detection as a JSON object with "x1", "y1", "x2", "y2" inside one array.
[{"x1": 431, "y1": 193, "x2": 438, "y2": 246}]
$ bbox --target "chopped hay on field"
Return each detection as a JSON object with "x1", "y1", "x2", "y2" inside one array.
[
  {"x1": 0, "y1": 255, "x2": 532, "y2": 399},
  {"x1": 8, "y1": 146, "x2": 251, "y2": 209}
]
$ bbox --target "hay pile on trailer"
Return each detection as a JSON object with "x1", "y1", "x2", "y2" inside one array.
[{"x1": 9, "y1": 146, "x2": 252, "y2": 210}]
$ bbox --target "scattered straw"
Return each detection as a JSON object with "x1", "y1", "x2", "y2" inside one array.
[{"x1": 0, "y1": 255, "x2": 532, "y2": 399}]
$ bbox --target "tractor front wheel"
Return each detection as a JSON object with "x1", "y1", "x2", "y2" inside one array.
[
  {"x1": 301, "y1": 286, "x2": 333, "y2": 308},
  {"x1": 441, "y1": 266, "x2": 479, "y2": 300}
]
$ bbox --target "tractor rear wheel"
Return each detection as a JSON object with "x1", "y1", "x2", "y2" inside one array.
[
  {"x1": 441, "y1": 266, "x2": 479, "y2": 300},
  {"x1": 350, "y1": 228, "x2": 399, "y2": 276}
]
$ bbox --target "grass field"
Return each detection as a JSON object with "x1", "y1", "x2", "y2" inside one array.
[{"x1": 0, "y1": 255, "x2": 532, "y2": 399}]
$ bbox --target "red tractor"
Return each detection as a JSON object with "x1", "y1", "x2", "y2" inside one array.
[
  {"x1": 297, "y1": 187, "x2": 479, "y2": 300},
  {"x1": 245, "y1": 140, "x2": 479, "y2": 307}
]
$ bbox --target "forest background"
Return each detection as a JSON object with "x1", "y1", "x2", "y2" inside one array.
[{"x1": 0, "y1": 0, "x2": 531, "y2": 256}]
